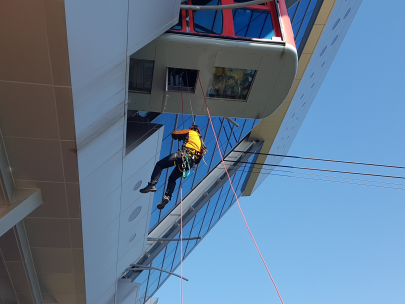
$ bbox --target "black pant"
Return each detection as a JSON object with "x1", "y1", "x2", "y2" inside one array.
[{"x1": 150, "y1": 151, "x2": 194, "y2": 199}]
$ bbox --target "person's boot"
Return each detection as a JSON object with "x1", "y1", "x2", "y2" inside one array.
[
  {"x1": 157, "y1": 196, "x2": 170, "y2": 210},
  {"x1": 139, "y1": 183, "x2": 157, "y2": 193}
]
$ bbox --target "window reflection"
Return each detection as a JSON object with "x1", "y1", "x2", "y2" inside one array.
[
  {"x1": 207, "y1": 67, "x2": 256, "y2": 100},
  {"x1": 233, "y1": 9, "x2": 275, "y2": 39}
]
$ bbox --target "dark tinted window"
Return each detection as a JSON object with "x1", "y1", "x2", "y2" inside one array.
[
  {"x1": 128, "y1": 59, "x2": 154, "y2": 93},
  {"x1": 193, "y1": 0, "x2": 223, "y2": 34},
  {"x1": 233, "y1": 9, "x2": 274, "y2": 39}
]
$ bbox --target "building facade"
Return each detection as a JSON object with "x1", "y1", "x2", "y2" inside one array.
[{"x1": 0, "y1": 0, "x2": 362, "y2": 304}]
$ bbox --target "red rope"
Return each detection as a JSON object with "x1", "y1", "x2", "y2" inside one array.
[
  {"x1": 197, "y1": 75, "x2": 284, "y2": 304},
  {"x1": 180, "y1": 81, "x2": 184, "y2": 304}
]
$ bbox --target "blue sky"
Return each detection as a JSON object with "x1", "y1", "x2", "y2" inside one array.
[{"x1": 155, "y1": 1, "x2": 405, "y2": 303}]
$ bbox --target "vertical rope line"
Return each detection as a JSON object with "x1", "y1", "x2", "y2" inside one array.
[
  {"x1": 197, "y1": 74, "x2": 284, "y2": 304},
  {"x1": 180, "y1": 180, "x2": 183, "y2": 304},
  {"x1": 180, "y1": 79, "x2": 185, "y2": 304}
]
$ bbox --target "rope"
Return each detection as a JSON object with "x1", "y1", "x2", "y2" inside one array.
[
  {"x1": 197, "y1": 74, "x2": 285, "y2": 304},
  {"x1": 180, "y1": 179, "x2": 183, "y2": 304},
  {"x1": 180, "y1": 81, "x2": 184, "y2": 304}
]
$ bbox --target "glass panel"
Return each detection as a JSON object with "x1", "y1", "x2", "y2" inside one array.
[
  {"x1": 228, "y1": 118, "x2": 244, "y2": 147},
  {"x1": 147, "y1": 275, "x2": 160, "y2": 298},
  {"x1": 247, "y1": 10, "x2": 268, "y2": 38},
  {"x1": 207, "y1": 67, "x2": 256, "y2": 100},
  {"x1": 193, "y1": 0, "x2": 223, "y2": 34},
  {"x1": 185, "y1": 239, "x2": 198, "y2": 255},
  {"x1": 149, "y1": 208, "x2": 160, "y2": 230},
  {"x1": 241, "y1": 118, "x2": 255, "y2": 139},
  {"x1": 134, "y1": 270, "x2": 149, "y2": 302},
  {"x1": 292, "y1": 0, "x2": 311, "y2": 27},
  {"x1": 295, "y1": 7, "x2": 315, "y2": 42},
  {"x1": 288, "y1": 1, "x2": 299, "y2": 20},
  {"x1": 233, "y1": 8, "x2": 252, "y2": 37},
  {"x1": 153, "y1": 113, "x2": 177, "y2": 139},
  {"x1": 159, "y1": 137, "x2": 173, "y2": 162},
  {"x1": 190, "y1": 204, "x2": 208, "y2": 236},
  {"x1": 259, "y1": 13, "x2": 275, "y2": 39},
  {"x1": 177, "y1": 114, "x2": 193, "y2": 130},
  {"x1": 233, "y1": 8, "x2": 274, "y2": 39}
]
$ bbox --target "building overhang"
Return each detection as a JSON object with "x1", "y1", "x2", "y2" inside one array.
[{"x1": 242, "y1": 0, "x2": 337, "y2": 196}]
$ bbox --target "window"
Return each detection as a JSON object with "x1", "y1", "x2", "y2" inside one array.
[
  {"x1": 193, "y1": 0, "x2": 223, "y2": 34},
  {"x1": 128, "y1": 59, "x2": 154, "y2": 93},
  {"x1": 167, "y1": 68, "x2": 198, "y2": 93},
  {"x1": 207, "y1": 67, "x2": 256, "y2": 100},
  {"x1": 233, "y1": 8, "x2": 275, "y2": 39}
]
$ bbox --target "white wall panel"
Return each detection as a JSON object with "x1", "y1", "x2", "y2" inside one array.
[
  {"x1": 127, "y1": 0, "x2": 182, "y2": 56},
  {"x1": 118, "y1": 213, "x2": 149, "y2": 259},
  {"x1": 86, "y1": 245, "x2": 118, "y2": 288},
  {"x1": 84, "y1": 217, "x2": 120, "y2": 273},
  {"x1": 122, "y1": 127, "x2": 163, "y2": 182},
  {"x1": 119, "y1": 194, "x2": 152, "y2": 238},
  {"x1": 86, "y1": 266, "x2": 117, "y2": 304},
  {"x1": 78, "y1": 119, "x2": 125, "y2": 182},
  {"x1": 120, "y1": 160, "x2": 155, "y2": 213},
  {"x1": 64, "y1": 0, "x2": 128, "y2": 86},
  {"x1": 82, "y1": 187, "x2": 121, "y2": 246},
  {"x1": 65, "y1": 0, "x2": 179, "y2": 301},
  {"x1": 72, "y1": 56, "x2": 126, "y2": 150},
  {"x1": 80, "y1": 151, "x2": 123, "y2": 216}
]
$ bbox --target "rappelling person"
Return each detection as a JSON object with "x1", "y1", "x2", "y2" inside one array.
[{"x1": 139, "y1": 125, "x2": 206, "y2": 210}]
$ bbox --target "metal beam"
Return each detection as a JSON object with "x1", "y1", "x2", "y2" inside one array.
[
  {"x1": 0, "y1": 189, "x2": 42, "y2": 237},
  {"x1": 128, "y1": 266, "x2": 189, "y2": 281},
  {"x1": 15, "y1": 221, "x2": 44, "y2": 304},
  {"x1": 0, "y1": 128, "x2": 14, "y2": 203},
  {"x1": 147, "y1": 237, "x2": 201, "y2": 242}
]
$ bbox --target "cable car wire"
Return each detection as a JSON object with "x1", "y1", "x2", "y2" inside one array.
[
  {"x1": 217, "y1": 164, "x2": 405, "y2": 186},
  {"x1": 222, "y1": 159, "x2": 405, "y2": 180},
  {"x1": 227, "y1": 165, "x2": 405, "y2": 190},
  {"x1": 233, "y1": 150, "x2": 405, "y2": 169}
]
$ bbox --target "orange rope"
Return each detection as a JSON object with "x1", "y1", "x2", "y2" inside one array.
[
  {"x1": 180, "y1": 81, "x2": 184, "y2": 304},
  {"x1": 197, "y1": 74, "x2": 285, "y2": 304}
]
